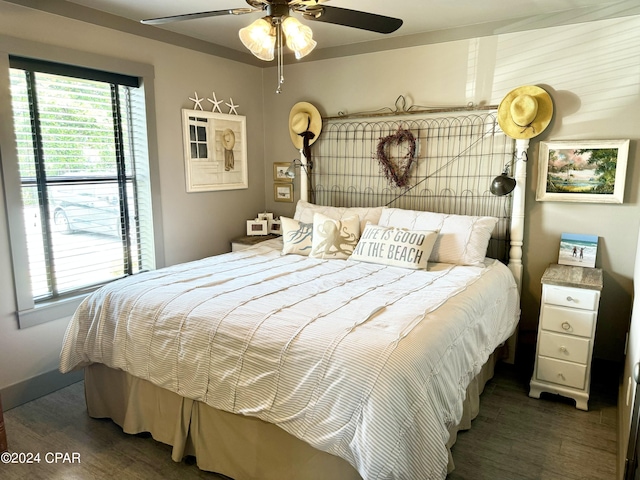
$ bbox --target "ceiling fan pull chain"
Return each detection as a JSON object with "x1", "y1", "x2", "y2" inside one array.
[{"x1": 276, "y1": 23, "x2": 284, "y2": 94}]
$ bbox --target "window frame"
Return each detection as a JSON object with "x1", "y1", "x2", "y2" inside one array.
[{"x1": 0, "y1": 36, "x2": 165, "y2": 328}]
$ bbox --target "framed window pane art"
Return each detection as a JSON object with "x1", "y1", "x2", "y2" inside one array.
[{"x1": 182, "y1": 109, "x2": 248, "y2": 192}]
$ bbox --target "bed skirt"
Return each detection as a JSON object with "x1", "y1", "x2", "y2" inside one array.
[{"x1": 83, "y1": 350, "x2": 498, "y2": 480}]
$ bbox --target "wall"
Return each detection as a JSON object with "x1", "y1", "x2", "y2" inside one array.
[
  {"x1": 263, "y1": 15, "x2": 640, "y2": 365},
  {"x1": 1, "y1": 3, "x2": 638, "y2": 408},
  {"x1": 0, "y1": 1, "x2": 266, "y2": 406},
  {"x1": 619, "y1": 223, "x2": 640, "y2": 478}
]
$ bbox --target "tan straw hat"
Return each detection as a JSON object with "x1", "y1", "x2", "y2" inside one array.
[
  {"x1": 222, "y1": 128, "x2": 235, "y2": 150},
  {"x1": 289, "y1": 102, "x2": 322, "y2": 150},
  {"x1": 497, "y1": 85, "x2": 553, "y2": 139}
]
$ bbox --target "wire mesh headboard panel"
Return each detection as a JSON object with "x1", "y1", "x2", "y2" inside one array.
[{"x1": 311, "y1": 110, "x2": 515, "y2": 262}]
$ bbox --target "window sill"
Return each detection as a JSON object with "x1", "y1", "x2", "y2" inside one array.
[{"x1": 17, "y1": 294, "x2": 87, "y2": 329}]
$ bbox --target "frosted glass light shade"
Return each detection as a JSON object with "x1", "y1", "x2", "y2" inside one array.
[
  {"x1": 239, "y1": 18, "x2": 275, "y2": 61},
  {"x1": 281, "y1": 16, "x2": 317, "y2": 59}
]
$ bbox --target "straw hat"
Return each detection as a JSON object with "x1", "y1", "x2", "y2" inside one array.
[
  {"x1": 497, "y1": 85, "x2": 553, "y2": 139},
  {"x1": 222, "y1": 128, "x2": 235, "y2": 150},
  {"x1": 289, "y1": 102, "x2": 322, "y2": 150}
]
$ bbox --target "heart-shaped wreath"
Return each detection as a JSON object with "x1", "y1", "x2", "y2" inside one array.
[{"x1": 376, "y1": 127, "x2": 417, "y2": 188}]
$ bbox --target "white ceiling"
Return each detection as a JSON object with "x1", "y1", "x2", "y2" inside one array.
[{"x1": 51, "y1": 0, "x2": 640, "y2": 60}]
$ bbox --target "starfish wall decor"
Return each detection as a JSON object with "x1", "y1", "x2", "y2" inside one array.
[{"x1": 189, "y1": 91, "x2": 240, "y2": 115}]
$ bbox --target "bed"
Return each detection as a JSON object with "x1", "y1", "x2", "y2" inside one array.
[{"x1": 60, "y1": 106, "x2": 527, "y2": 480}]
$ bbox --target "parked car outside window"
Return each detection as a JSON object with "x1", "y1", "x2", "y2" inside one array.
[{"x1": 49, "y1": 182, "x2": 121, "y2": 237}]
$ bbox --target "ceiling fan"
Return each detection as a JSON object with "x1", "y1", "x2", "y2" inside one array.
[{"x1": 141, "y1": 0, "x2": 403, "y2": 92}]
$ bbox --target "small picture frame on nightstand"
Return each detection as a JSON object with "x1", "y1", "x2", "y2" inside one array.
[
  {"x1": 257, "y1": 212, "x2": 274, "y2": 223},
  {"x1": 558, "y1": 233, "x2": 598, "y2": 268},
  {"x1": 269, "y1": 219, "x2": 282, "y2": 235},
  {"x1": 246, "y1": 219, "x2": 268, "y2": 236}
]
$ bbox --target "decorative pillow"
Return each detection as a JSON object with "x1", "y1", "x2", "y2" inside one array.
[
  {"x1": 309, "y1": 213, "x2": 360, "y2": 260},
  {"x1": 377, "y1": 208, "x2": 498, "y2": 266},
  {"x1": 281, "y1": 217, "x2": 313, "y2": 256},
  {"x1": 350, "y1": 224, "x2": 438, "y2": 270},
  {"x1": 293, "y1": 200, "x2": 384, "y2": 234}
]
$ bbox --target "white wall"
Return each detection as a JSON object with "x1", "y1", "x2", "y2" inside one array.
[
  {"x1": 263, "y1": 15, "x2": 640, "y2": 364},
  {"x1": 0, "y1": 2, "x2": 266, "y2": 403}
]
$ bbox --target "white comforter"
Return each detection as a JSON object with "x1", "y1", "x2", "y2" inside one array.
[{"x1": 60, "y1": 239, "x2": 519, "y2": 480}]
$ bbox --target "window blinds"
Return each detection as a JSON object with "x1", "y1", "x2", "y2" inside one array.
[{"x1": 9, "y1": 58, "x2": 154, "y2": 302}]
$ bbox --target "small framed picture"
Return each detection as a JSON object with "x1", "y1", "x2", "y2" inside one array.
[
  {"x1": 273, "y1": 162, "x2": 292, "y2": 183},
  {"x1": 269, "y1": 219, "x2": 282, "y2": 235},
  {"x1": 536, "y1": 139, "x2": 629, "y2": 203},
  {"x1": 558, "y1": 233, "x2": 598, "y2": 268},
  {"x1": 257, "y1": 212, "x2": 274, "y2": 223},
  {"x1": 246, "y1": 219, "x2": 268, "y2": 236},
  {"x1": 274, "y1": 183, "x2": 293, "y2": 203}
]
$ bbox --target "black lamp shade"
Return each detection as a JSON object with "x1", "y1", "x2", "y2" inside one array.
[{"x1": 490, "y1": 174, "x2": 516, "y2": 196}]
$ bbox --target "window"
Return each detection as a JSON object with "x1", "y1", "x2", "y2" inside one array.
[{"x1": 6, "y1": 56, "x2": 156, "y2": 326}]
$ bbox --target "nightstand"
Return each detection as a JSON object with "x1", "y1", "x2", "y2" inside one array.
[
  {"x1": 529, "y1": 264, "x2": 603, "y2": 410},
  {"x1": 231, "y1": 234, "x2": 279, "y2": 252}
]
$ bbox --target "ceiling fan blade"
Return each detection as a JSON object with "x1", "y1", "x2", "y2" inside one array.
[
  {"x1": 303, "y1": 5, "x2": 402, "y2": 34},
  {"x1": 141, "y1": 8, "x2": 255, "y2": 25}
]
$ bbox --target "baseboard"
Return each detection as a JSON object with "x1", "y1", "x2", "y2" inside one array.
[{"x1": 1, "y1": 369, "x2": 83, "y2": 411}]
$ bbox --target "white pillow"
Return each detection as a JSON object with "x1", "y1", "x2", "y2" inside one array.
[
  {"x1": 309, "y1": 213, "x2": 360, "y2": 260},
  {"x1": 294, "y1": 200, "x2": 384, "y2": 234},
  {"x1": 350, "y1": 224, "x2": 438, "y2": 270},
  {"x1": 281, "y1": 217, "x2": 313, "y2": 256},
  {"x1": 377, "y1": 208, "x2": 498, "y2": 266}
]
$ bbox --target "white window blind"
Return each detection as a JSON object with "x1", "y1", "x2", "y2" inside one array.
[{"x1": 9, "y1": 57, "x2": 155, "y2": 304}]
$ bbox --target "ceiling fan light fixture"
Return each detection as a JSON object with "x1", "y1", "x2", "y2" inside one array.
[
  {"x1": 281, "y1": 16, "x2": 317, "y2": 59},
  {"x1": 239, "y1": 17, "x2": 276, "y2": 61}
]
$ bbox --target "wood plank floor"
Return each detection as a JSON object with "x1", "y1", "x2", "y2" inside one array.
[
  {"x1": 1, "y1": 361, "x2": 618, "y2": 479},
  {"x1": 448, "y1": 360, "x2": 618, "y2": 480}
]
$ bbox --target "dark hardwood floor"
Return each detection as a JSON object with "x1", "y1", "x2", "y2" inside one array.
[
  {"x1": 448, "y1": 360, "x2": 618, "y2": 479},
  {"x1": 1, "y1": 361, "x2": 618, "y2": 480}
]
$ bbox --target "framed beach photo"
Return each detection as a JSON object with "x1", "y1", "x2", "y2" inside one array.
[
  {"x1": 273, "y1": 162, "x2": 293, "y2": 183},
  {"x1": 558, "y1": 233, "x2": 598, "y2": 268},
  {"x1": 274, "y1": 183, "x2": 293, "y2": 203},
  {"x1": 536, "y1": 139, "x2": 629, "y2": 203}
]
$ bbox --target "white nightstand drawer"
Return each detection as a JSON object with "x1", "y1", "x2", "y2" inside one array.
[
  {"x1": 543, "y1": 285, "x2": 599, "y2": 311},
  {"x1": 538, "y1": 331, "x2": 590, "y2": 364},
  {"x1": 537, "y1": 356, "x2": 587, "y2": 390},
  {"x1": 540, "y1": 304, "x2": 596, "y2": 338}
]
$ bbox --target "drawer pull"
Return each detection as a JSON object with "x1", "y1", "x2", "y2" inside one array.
[
  {"x1": 566, "y1": 296, "x2": 574, "y2": 302},
  {"x1": 558, "y1": 372, "x2": 566, "y2": 380},
  {"x1": 559, "y1": 346, "x2": 567, "y2": 353},
  {"x1": 561, "y1": 321, "x2": 572, "y2": 331}
]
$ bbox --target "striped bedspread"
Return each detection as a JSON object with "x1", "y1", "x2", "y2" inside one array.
[{"x1": 60, "y1": 239, "x2": 519, "y2": 480}]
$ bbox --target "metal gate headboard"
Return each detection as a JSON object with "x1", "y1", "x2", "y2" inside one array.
[{"x1": 310, "y1": 110, "x2": 515, "y2": 262}]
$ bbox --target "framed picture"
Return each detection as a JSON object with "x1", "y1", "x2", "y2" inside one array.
[
  {"x1": 246, "y1": 220, "x2": 268, "y2": 236},
  {"x1": 182, "y1": 109, "x2": 248, "y2": 192},
  {"x1": 273, "y1": 162, "x2": 292, "y2": 183},
  {"x1": 274, "y1": 183, "x2": 293, "y2": 203},
  {"x1": 558, "y1": 233, "x2": 598, "y2": 268},
  {"x1": 536, "y1": 139, "x2": 629, "y2": 203},
  {"x1": 269, "y1": 219, "x2": 282, "y2": 235},
  {"x1": 257, "y1": 212, "x2": 274, "y2": 223}
]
